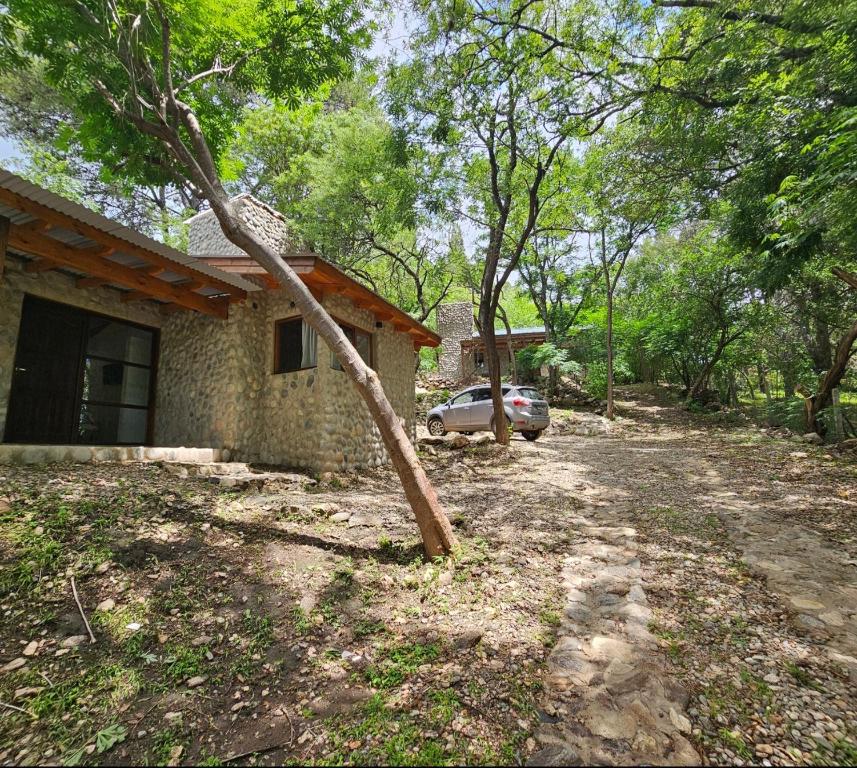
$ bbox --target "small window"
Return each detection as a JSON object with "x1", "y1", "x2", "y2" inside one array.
[
  {"x1": 331, "y1": 323, "x2": 373, "y2": 370},
  {"x1": 473, "y1": 388, "x2": 492, "y2": 402},
  {"x1": 275, "y1": 318, "x2": 317, "y2": 373}
]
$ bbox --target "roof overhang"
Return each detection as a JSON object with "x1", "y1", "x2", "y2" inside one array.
[
  {"x1": 0, "y1": 170, "x2": 259, "y2": 319},
  {"x1": 462, "y1": 331, "x2": 547, "y2": 351},
  {"x1": 199, "y1": 253, "x2": 441, "y2": 349}
]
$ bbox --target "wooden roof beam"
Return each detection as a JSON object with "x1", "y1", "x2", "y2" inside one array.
[
  {"x1": 8, "y1": 224, "x2": 228, "y2": 318},
  {"x1": 0, "y1": 186, "x2": 245, "y2": 299}
]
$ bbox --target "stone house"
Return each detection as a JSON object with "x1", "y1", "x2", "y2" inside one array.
[
  {"x1": 437, "y1": 301, "x2": 546, "y2": 381},
  {"x1": 0, "y1": 171, "x2": 439, "y2": 472}
]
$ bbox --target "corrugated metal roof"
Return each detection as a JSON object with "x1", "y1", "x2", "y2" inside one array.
[
  {"x1": 0, "y1": 169, "x2": 259, "y2": 293},
  {"x1": 471, "y1": 325, "x2": 546, "y2": 338}
]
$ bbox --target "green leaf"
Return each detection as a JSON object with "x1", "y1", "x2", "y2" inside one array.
[{"x1": 95, "y1": 724, "x2": 127, "y2": 754}]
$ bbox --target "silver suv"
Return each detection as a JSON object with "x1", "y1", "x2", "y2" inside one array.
[{"x1": 426, "y1": 384, "x2": 550, "y2": 441}]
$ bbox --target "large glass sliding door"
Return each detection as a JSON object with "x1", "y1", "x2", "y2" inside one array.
[{"x1": 5, "y1": 295, "x2": 158, "y2": 445}]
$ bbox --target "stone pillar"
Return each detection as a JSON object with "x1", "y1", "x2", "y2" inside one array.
[{"x1": 436, "y1": 302, "x2": 474, "y2": 381}]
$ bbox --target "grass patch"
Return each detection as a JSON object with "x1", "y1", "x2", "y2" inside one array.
[
  {"x1": 365, "y1": 642, "x2": 441, "y2": 689},
  {"x1": 717, "y1": 728, "x2": 753, "y2": 760},
  {"x1": 325, "y1": 693, "x2": 463, "y2": 766}
]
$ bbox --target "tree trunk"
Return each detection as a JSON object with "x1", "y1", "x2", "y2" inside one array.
[
  {"x1": 213, "y1": 202, "x2": 457, "y2": 557},
  {"x1": 480, "y1": 322, "x2": 510, "y2": 445},
  {"x1": 605, "y1": 287, "x2": 614, "y2": 419},
  {"x1": 497, "y1": 305, "x2": 517, "y2": 386},
  {"x1": 783, "y1": 368, "x2": 796, "y2": 398},
  {"x1": 600, "y1": 228, "x2": 615, "y2": 420},
  {"x1": 803, "y1": 315, "x2": 857, "y2": 435}
]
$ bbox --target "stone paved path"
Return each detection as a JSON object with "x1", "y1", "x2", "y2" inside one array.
[
  {"x1": 703, "y1": 473, "x2": 857, "y2": 672},
  {"x1": 513, "y1": 386, "x2": 856, "y2": 765},
  {"x1": 530, "y1": 511, "x2": 700, "y2": 766}
]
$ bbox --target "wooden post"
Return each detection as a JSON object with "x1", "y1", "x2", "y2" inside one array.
[
  {"x1": 0, "y1": 216, "x2": 9, "y2": 281},
  {"x1": 832, "y1": 388, "x2": 844, "y2": 439}
]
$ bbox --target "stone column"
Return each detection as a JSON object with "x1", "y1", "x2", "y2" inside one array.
[{"x1": 436, "y1": 302, "x2": 474, "y2": 381}]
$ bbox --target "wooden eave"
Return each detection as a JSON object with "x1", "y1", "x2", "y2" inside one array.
[
  {"x1": 199, "y1": 254, "x2": 441, "y2": 349},
  {"x1": 0, "y1": 186, "x2": 249, "y2": 319},
  {"x1": 462, "y1": 332, "x2": 547, "y2": 351}
]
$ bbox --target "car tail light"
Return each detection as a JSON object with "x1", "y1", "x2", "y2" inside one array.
[{"x1": 512, "y1": 397, "x2": 531, "y2": 407}]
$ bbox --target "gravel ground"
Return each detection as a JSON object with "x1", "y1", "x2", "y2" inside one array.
[{"x1": 1, "y1": 384, "x2": 855, "y2": 766}]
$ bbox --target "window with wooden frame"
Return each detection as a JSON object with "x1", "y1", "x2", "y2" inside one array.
[
  {"x1": 274, "y1": 318, "x2": 317, "y2": 373},
  {"x1": 331, "y1": 321, "x2": 373, "y2": 371}
]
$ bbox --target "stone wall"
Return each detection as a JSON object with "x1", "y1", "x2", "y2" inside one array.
[
  {"x1": 154, "y1": 288, "x2": 416, "y2": 473},
  {"x1": 437, "y1": 302, "x2": 473, "y2": 380},
  {"x1": 0, "y1": 258, "x2": 163, "y2": 440},
  {"x1": 1, "y1": 199, "x2": 420, "y2": 474}
]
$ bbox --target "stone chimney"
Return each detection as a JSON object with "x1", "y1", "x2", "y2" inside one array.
[
  {"x1": 185, "y1": 194, "x2": 295, "y2": 259},
  {"x1": 436, "y1": 302, "x2": 474, "y2": 380}
]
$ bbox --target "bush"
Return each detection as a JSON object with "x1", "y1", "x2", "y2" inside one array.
[
  {"x1": 516, "y1": 343, "x2": 582, "y2": 378},
  {"x1": 583, "y1": 358, "x2": 634, "y2": 399}
]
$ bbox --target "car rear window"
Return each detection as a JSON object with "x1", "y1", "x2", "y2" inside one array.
[{"x1": 517, "y1": 388, "x2": 544, "y2": 401}]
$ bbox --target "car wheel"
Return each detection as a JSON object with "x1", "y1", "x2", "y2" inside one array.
[
  {"x1": 427, "y1": 417, "x2": 447, "y2": 437},
  {"x1": 522, "y1": 430, "x2": 541, "y2": 442}
]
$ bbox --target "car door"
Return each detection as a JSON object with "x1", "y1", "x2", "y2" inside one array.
[
  {"x1": 468, "y1": 388, "x2": 494, "y2": 430},
  {"x1": 445, "y1": 390, "x2": 475, "y2": 430}
]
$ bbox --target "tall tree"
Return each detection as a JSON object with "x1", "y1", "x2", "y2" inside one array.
[
  {"x1": 390, "y1": 0, "x2": 598, "y2": 443},
  {"x1": 635, "y1": 0, "x2": 857, "y2": 431},
  {"x1": 2, "y1": 0, "x2": 457, "y2": 557},
  {"x1": 226, "y1": 89, "x2": 456, "y2": 322},
  {"x1": 578, "y1": 128, "x2": 676, "y2": 418}
]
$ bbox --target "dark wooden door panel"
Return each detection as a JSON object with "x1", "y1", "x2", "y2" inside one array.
[{"x1": 4, "y1": 296, "x2": 85, "y2": 443}]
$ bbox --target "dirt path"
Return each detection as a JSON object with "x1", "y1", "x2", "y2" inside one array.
[
  {"x1": 521, "y1": 387, "x2": 857, "y2": 766},
  {"x1": 1, "y1": 385, "x2": 856, "y2": 766}
]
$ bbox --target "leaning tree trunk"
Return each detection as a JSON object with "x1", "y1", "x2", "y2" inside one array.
[
  {"x1": 214, "y1": 201, "x2": 457, "y2": 557},
  {"x1": 804, "y1": 315, "x2": 857, "y2": 435}
]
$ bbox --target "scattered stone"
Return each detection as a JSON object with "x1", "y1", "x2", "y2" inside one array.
[
  {"x1": 61, "y1": 635, "x2": 87, "y2": 649},
  {"x1": 450, "y1": 435, "x2": 470, "y2": 449},
  {"x1": 669, "y1": 707, "x2": 692, "y2": 734},
  {"x1": 186, "y1": 675, "x2": 207, "y2": 688},
  {"x1": 1, "y1": 658, "x2": 27, "y2": 673},
  {"x1": 96, "y1": 599, "x2": 115, "y2": 612},
  {"x1": 14, "y1": 687, "x2": 43, "y2": 699},
  {"x1": 22, "y1": 641, "x2": 38, "y2": 657},
  {"x1": 453, "y1": 629, "x2": 483, "y2": 649},
  {"x1": 167, "y1": 745, "x2": 183, "y2": 766},
  {"x1": 329, "y1": 511, "x2": 351, "y2": 523}
]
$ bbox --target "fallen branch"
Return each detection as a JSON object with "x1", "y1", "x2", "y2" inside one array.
[
  {"x1": 1, "y1": 700, "x2": 37, "y2": 719},
  {"x1": 70, "y1": 576, "x2": 96, "y2": 644}
]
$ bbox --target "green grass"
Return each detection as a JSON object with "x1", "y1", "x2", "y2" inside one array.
[
  {"x1": 718, "y1": 728, "x2": 753, "y2": 760},
  {"x1": 364, "y1": 642, "x2": 441, "y2": 689},
  {"x1": 324, "y1": 693, "x2": 464, "y2": 766},
  {"x1": 291, "y1": 605, "x2": 312, "y2": 635}
]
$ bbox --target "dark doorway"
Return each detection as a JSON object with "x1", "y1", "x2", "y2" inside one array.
[{"x1": 4, "y1": 295, "x2": 158, "y2": 445}]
